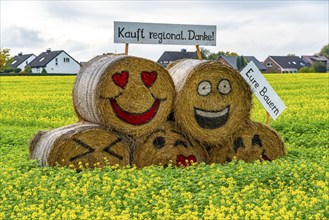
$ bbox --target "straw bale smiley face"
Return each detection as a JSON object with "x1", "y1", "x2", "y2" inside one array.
[
  {"x1": 133, "y1": 122, "x2": 207, "y2": 168},
  {"x1": 230, "y1": 121, "x2": 285, "y2": 162},
  {"x1": 97, "y1": 57, "x2": 174, "y2": 136},
  {"x1": 49, "y1": 129, "x2": 130, "y2": 169},
  {"x1": 175, "y1": 63, "x2": 252, "y2": 144},
  {"x1": 108, "y1": 70, "x2": 159, "y2": 125},
  {"x1": 232, "y1": 134, "x2": 270, "y2": 162},
  {"x1": 207, "y1": 120, "x2": 285, "y2": 164}
]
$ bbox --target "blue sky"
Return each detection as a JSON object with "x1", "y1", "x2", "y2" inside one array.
[{"x1": 1, "y1": 0, "x2": 328, "y2": 62}]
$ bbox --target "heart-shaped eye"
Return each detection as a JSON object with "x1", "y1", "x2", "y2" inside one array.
[
  {"x1": 112, "y1": 71, "x2": 129, "y2": 89},
  {"x1": 141, "y1": 71, "x2": 157, "y2": 88}
]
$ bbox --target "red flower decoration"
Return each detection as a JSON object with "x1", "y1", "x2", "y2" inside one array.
[{"x1": 176, "y1": 154, "x2": 197, "y2": 167}]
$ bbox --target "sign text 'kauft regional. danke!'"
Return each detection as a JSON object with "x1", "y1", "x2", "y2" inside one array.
[{"x1": 114, "y1": 21, "x2": 217, "y2": 46}]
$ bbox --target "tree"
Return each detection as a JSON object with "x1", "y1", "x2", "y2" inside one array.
[
  {"x1": 207, "y1": 51, "x2": 225, "y2": 60},
  {"x1": 319, "y1": 44, "x2": 329, "y2": 59},
  {"x1": 312, "y1": 61, "x2": 326, "y2": 73},
  {"x1": 41, "y1": 68, "x2": 48, "y2": 74},
  {"x1": 0, "y1": 48, "x2": 12, "y2": 72},
  {"x1": 299, "y1": 66, "x2": 315, "y2": 73},
  {"x1": 200, "y1": 48, "x2": 239, "y2": 60},
  {"x1": 13, "y1": 68, "x2": 21, "y2": 73},
  {"x1": 236, "y1": 56, "x2": 247, "y2": 71},
  {"x1": 224, "y1": 51, "x2": 238, "y2": 56},
  {"x1": 23, "y1": 65, "x2": 32, "y2": 74},
  {"x1": 3, "y1": 67, "x2": 14, "y2": 73},
  {"x1": 299, "y1": 67, "x2": 310, "y2": 73}
]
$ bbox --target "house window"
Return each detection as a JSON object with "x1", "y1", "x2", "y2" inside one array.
[
  {"x1": 26, "y1": 61, "x2": 28, "y2": 64},
  {"x1": 12, "y1": 60, "x2": 17, "y2": 64},
  {"x1": 292, "y1": 61, "x2": 296, "y2": 64},
  {"x1": 64, "y1": 58, "x2": 70, "y2": 63},
  {"x1": 266, "y1": 62, "x2": 272, "y2": 67},
  {"x1": 39, "y1": 57, "x2": 44, "y2": 62}
]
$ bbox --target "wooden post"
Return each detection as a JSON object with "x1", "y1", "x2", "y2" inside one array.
[
  {"x1": 266, "y1": 111, "x2": 270, "y2": 126},
  {"x1": 195, "y1": 45, "x2": 202, "y2": 60},
  {"x1": 125, "y1": 43, "x2": 129, "y2": 55}
]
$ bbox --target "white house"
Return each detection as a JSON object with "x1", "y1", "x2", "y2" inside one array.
[
  {"x1": 29, "y1": 49, "x2": 80, "y2": 74},
  {"x1": 10, "y1": 53, "x2": 36, "y2": 70}
]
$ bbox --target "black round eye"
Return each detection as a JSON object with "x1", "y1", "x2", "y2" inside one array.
[
  {"x1": 174, "y1": 140, "x2": 188, "y2": 148},
  {"x1": 252, "y1": 134, "x2": 262, "y2": 147},
  {"x1": 153, "y1": 136, "x2": 165, "y2": 149}
]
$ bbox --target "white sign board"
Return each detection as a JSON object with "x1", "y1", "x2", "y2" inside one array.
[
  {"x1": 114, "y1": 21, "x2": 216, "y2": 46},
  {"x1": 240, "y1": 61, "x2": 286, "y2": 120}
]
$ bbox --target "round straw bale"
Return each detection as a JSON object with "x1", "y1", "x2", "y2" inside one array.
[
  {"x1": 208, "y1": 120, "x2": 285, "y2": 164},
  {"x1": 167, "y1": 59, "x2": 252, "y2": 145},
  {"x1": 133, "y1": 121, "x2": 208, "y2": 168},
  {"x1": 29, "y1": 122, "x2": 131, "y2": 169},
  {"x1": 73, "y1": 54, "x2": 175, "y2": 137}
]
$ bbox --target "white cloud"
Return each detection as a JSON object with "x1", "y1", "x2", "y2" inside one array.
[
  {"x1": 0, "y1": 1, "x2": 328, "y2": 62},
  {"x1": 2, "y1": 26, "x2": 47, "y2": 48}
]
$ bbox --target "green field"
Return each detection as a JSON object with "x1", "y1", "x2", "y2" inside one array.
[{"x1": 0, "y1": 74, "x2": 328, "y2": 219}]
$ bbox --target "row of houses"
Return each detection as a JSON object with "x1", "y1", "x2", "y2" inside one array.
[
  {"x1": 10, "y1": 48, "x2": 329, "y2": 74},
  {"x1": 9, "y1": 49, "x2": 81, "y2": 74},
  {"x1": 158, "y1": 49, "x2": 329, "y2": 73}
]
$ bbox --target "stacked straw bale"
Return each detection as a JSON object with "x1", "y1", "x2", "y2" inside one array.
[
  {"x1": 167, "y1": 59, "x2": 285, "y2": 164},
  {"x1": 30, "y1": 54, "x2": 176, "y2": 169},
  {"x1": 29, "y1": 54, "x2": 285, "y2": 169},
  {"x1": 208, "y1": 120, "x2": 286, "y2": 163},
  {"x1": 29, "y1": 122, "x2": 131, "y2": 169},
  {"x1": 167, "y1": 59, "x2": 252, "y2": 145},
  {"x1": 73, "y1": 54, "x2": 175, "y2": 137},
  {"x1": 133, "y1": 121, "x2": 207, "y2": 168}
]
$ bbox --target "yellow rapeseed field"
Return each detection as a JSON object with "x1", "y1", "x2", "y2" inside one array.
[{"x1": 0, "y1": 74, "x2": 328, "y2": 219}]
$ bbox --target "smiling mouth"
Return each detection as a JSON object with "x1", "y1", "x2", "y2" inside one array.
[
  {"x1": 110, "y1": 97, "x2": 161, "y2": 125},
  {"x1": 194, "y1": 106, "x2": 230, "y2": 129},
  {"x1": 261, "y1": 150, "x2": 271, "y2": 161}
]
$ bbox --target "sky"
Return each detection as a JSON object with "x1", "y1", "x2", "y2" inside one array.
[{"x1": 1, "y1": 0, "x2": 328, "y2": 63}]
